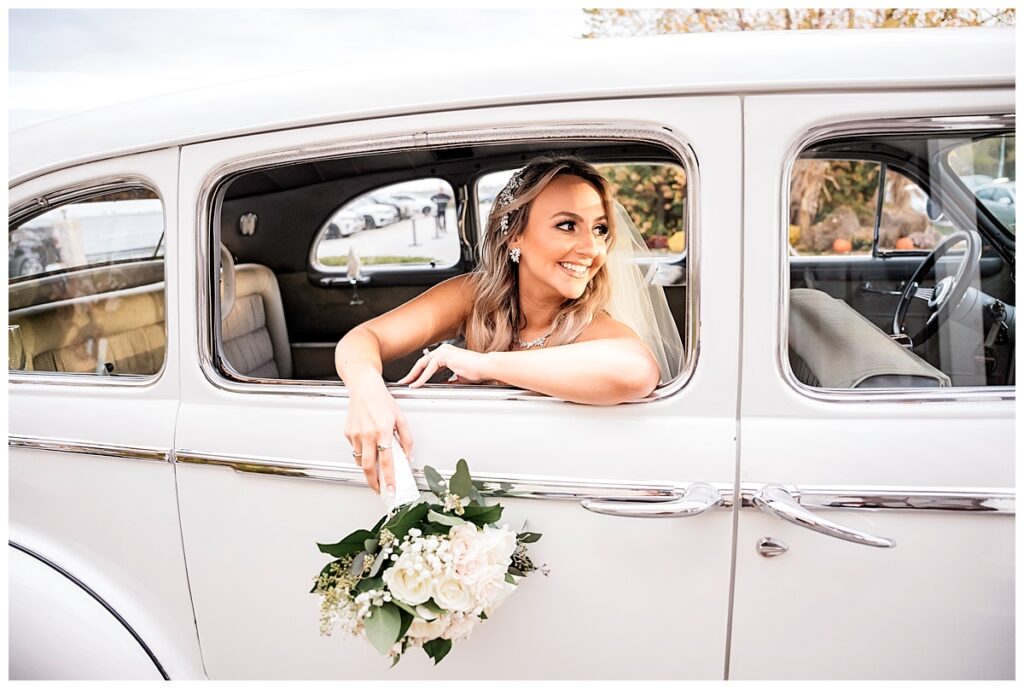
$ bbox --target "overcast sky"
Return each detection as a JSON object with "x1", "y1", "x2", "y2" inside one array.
[{"x1": 9, "y1": 9, "x2": 587, "y2": 131}]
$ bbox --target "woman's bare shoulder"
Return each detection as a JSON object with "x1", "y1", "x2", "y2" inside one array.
[{"x1": 574, "y1": 310, "x2": 641, "y2": 343}]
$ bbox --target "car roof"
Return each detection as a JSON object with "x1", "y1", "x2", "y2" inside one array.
[{"x1": 10, "y1": 27, "x2": 1015, "y2": 186}]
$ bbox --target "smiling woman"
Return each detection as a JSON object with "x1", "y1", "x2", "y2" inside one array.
[{"x1": 337, "y1": 155, "x2": 671, "y2": 495}]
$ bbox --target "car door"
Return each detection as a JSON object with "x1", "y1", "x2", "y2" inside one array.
[
  {"x1": 173, "y1": 96, "x2": 743, "y2": 679},
  {"x1": 8, "y1": 149, "x2": 205, "y2": 678},
  {"x1": 730, "y1": 90, "x2": 1015, "y2": 679}
]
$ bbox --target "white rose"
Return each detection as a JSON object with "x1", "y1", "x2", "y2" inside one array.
[
  {"x1": 465, "y1": 563, "x2": 508, "y2": 608},
  {"x1": 383, "y1": 563, "x2": 432, "y2": 606},
  {"x1": 405, "y1": 616, "x2": 449, "y2": 640},
  {"x1": 432, "y1": 573, "x2": 475, "y2": 613},
  {"x1": 449, "y1": 524, "x2": 488, "y2": 578},
  {"x1": 476, "y1": 525, "x2": 518, "y2": 567},
  {"x1": 442, "y1": 612, "x2": 480, "y2": 641}
]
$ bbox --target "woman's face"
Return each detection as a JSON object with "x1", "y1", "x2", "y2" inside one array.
[{"x1": 510, "y1": 174, "x2": 610, "y2": 302}]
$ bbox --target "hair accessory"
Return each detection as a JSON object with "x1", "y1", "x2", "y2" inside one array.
[
  {"x1": 497, "y1": 168, "x2": 525, "y2": 234},
  {"x1": 509, "y1": 247, "x2": 521, "y2": 263}
]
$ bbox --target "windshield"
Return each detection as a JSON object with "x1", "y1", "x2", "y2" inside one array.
[{"x1": 947, "y1": 133, "x2": 1016, "y2": 235}]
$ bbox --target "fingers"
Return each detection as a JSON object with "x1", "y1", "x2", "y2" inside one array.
[
  {"x1": 377, "y1": 433, "x2": 395, "y2": 495},
  {"x1": 394, "y1": 414, "x2": 414, "y2": 464},
  {"x1": 359, "y1": 435, "x2": 380, "y2": 493},
  {"x1": 409, "y1": 355, "x2": 443, "y2": 388},
  {"x1": 397, "y1": 348, "x2": 432, "y2": 385}
]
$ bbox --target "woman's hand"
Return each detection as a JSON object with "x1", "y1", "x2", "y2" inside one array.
[
  {"x1": 397, "y1": 343, "x2": 490, "y2": 387},
  {"x1": 343, "y1": 365, "x2": 414, "y2": 496}
]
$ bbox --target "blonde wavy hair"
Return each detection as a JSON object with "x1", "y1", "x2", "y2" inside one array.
[{"x1": 465, "y1": 155, "x2": 617, "y2": 353}]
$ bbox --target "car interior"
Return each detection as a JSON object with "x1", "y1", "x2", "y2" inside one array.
[{"x1": 787, "y1": 131, "x2": 1015, "y2": 390}]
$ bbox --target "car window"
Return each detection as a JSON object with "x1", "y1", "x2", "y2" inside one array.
[
  {"x1": 8, "y1": 187, "x2": 166, "y2": 377},
  {"x1": 477, "y1": 162, "x2": 688, "y2": 260},
  {"x1": 311, "y1": 179, "x2": 459, "y2": 272},
  {"x1": 786, "y1": 128, "x2": 1015, "y2": 391},
  {"x1": 948, "y1": 133, "x2": 1015, "y2": 235}
]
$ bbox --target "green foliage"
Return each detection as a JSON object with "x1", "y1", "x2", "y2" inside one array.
[
  {"x1": 317, "y1": 529, "x2": 376, "y2": 558},
  {"x1": 363, "y1": 603, "x2": 402, "y2": 655},
  {"x1": 598, "y1": 163, "x2": 686, "y2": 250},
  {"x1": 423, "y1": 638, "x2": 453, "y2": 665},
  {"x1": 448, "y1": 458, "x2": 473, "y2": 498},
  {"x1": 461, "y1": 504, "x2": 503, "y2": 526}
]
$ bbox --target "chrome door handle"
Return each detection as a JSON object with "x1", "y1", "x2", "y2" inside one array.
[
  {"x1": 753, "y1": 484, "x2": 896, "y2": 548},
  {"x1": 581, "y1": 482, "x2": 723, "y2": 518}
]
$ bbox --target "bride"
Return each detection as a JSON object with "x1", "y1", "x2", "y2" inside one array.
[{"x1": 336, "y1": 155, "x2": 683, "y2": 496}]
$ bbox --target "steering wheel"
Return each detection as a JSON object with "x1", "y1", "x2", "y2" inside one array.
[{"x1": 892, "y1": 230, "x2": 981, "y2": 348}]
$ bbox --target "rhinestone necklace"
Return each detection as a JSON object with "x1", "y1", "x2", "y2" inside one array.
[{"x1": 516, "y1": 329, "x2": 553, "y2": 349}]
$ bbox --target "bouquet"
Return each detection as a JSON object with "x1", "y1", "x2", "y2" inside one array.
[{"x1": 312, "y1": 459, "x2": 545, "y2": 666}]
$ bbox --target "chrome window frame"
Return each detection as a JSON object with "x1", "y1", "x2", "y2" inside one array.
[
  {"x1": 779, "y1": 114, "x2": 1016, "y2": 403},
  {"x1": 196, "y1": 123, "x2": 700, "y2": 403},
  {"x1": 8, "y1": 175, "x2": 170, "y2": 389},
  {"x1": 307, "y1": 176, "x2": 463, "y2": 275}
]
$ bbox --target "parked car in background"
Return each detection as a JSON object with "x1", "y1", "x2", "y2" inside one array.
[
  {"x1": 347, "y1": 197, "x2": 399, "y2": 228},
  {"x1": 974, "y1": 179, "x2": 1016, "y2": 232},
  {"x1": 8, "y1": 27, "x2": 1014, "y2": 681},
  {"x1": 323, "y1": 210, "x2": 364, "y2": 239}
]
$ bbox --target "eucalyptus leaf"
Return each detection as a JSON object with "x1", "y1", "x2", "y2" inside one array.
[
  {"x1": 368, "y1": 551, "x2": 388, "y2": 578},
  {"x1": 317, "y1": 529, "x2": 376, "y2": 558},
  {"x1": 467, "y1": 484, "x2": 484, "y2": 504},
  {"x1": 427, "y1": 509, "x2": 468, "y2": 527},
  {"x1": 423, "y1": 465, "x2": 447, "y2": 497},
  {"x1": 517, "y1": 532, "x2": 542, "y2": 543},
  {"x1": 504, "y1": 573, "x2": 516, "y2": 584},
  {"x1": 364, "y1": 538, "x2": 380, "y2": 554},
  {"x1": 363, "y1": 603, "x2": 402, "y2": 655},
  {"x1": 423, "y1": 638, "x2": 453, "y2": 665},
  {"x1": 349, "y1": 551, "x2": 367, "y2": 576},
  {"x1": 448, "y1": 459, "x2": 473, "y2": 498}
]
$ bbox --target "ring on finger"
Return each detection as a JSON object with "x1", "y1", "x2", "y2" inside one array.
[
  {"x1": 352, "y1": 451, "x2": 363, "y2": 458},
  {"x1": 377, "y1": 445, "x2": 391, "y2": 452}
]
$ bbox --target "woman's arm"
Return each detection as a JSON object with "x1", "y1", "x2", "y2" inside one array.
[
  {"x1": 400, "y1": 312, "x2": 661, "y2": 405},
  {"x1": 335, "y1": 273, "x2": 474, "y2": 493}
]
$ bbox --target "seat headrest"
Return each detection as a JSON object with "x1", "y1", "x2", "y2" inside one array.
[{"x1": 220, "y1": 244, "x2": 235, "y2": 320}]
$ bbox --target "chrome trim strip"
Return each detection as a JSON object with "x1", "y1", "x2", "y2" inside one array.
[
  {"x1": 174, "y1": 448, "x2": 699, "y2": 502},
  {"x1": 777, "y1": 113, "x2": 1016, "y2": 404},
  {"x1": 194, "y1": 122, "x2": 700, "y2": 404},
  {"x1": 9, "y1": 175, "x2": 170, "y2": 389},
  {"x1": 8, "y1": 435, "x2": 170, "y2": 463},
  {"x1": 9, "y1": 541, "x2": 170, "y2": 680},
  {"x1": 175, "y1": 449, "x2": 1015, "y2": 514}
]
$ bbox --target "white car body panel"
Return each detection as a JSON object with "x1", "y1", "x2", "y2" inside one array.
[
  {"x1": 731, "y1": 88, "x2": 1015, "y2": 679},
  {"x1": 9, "y1": 28, "x2": 1013, "y2": 185},
  {"x1": 9, "y1": 545, "x2": 164, "y2": 680},
  {"x1": 173, "y1": 95, "x2": 743, "y2": 678},
  {"x1": 7, "y1": 149, "x2": 206, "y2": 680}
]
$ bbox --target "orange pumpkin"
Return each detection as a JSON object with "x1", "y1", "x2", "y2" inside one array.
[
  {"x1": 832, "y1": 237, "x2": 853, "y2": 254},
  {"x1": 895, "y1": 237, "x2": 915, "y2": 250}
]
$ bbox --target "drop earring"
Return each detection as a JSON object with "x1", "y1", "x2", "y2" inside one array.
[{"x1": 509, "y1": 247, "x2": 521, "y2": 263}]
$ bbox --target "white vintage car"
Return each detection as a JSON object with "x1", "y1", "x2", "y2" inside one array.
[{"x1": 8, "y1": 27, "x2": 1015, "y2": 680}]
